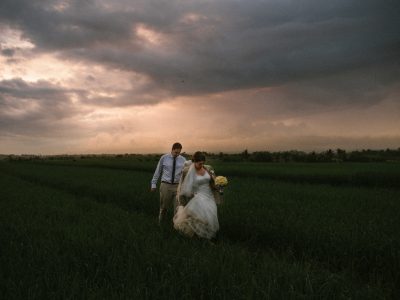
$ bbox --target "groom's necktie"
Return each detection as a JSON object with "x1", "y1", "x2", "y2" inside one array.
[{"x1": 171, "y1": 156, "x2": 176, "y2": 184}]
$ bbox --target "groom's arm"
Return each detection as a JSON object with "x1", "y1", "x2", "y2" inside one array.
[{"x1": 150, "y1": 155, "x2": 164, "y2": 191}]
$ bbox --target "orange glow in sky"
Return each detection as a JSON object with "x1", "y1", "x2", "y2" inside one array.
[{"x1": 0, "y1": 2, "x2": 399, "y2": 154}]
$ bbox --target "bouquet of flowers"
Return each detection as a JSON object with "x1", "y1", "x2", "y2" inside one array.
[{"x1": 215, "y1": 176, "x2": 228, "y2": 195}]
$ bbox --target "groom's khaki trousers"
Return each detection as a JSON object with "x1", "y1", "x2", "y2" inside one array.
[{"x1": 159, "y1": 182, "x2": 179, "y2": 223}]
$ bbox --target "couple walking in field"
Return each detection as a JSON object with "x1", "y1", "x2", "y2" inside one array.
[{"x1": 150, "y1": 143, "x2": 224, "y2": 240}]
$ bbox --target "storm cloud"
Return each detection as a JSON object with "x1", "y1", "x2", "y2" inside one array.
[
  {"x1": 0, "y1": 78, "x2": 89, "y2": 136},
  {"x1": 0, "y1": 0, "x2": 399, "y2": 153},
  {"x1": 1, "y1": 0, "x2": 399, "y2": 95}
]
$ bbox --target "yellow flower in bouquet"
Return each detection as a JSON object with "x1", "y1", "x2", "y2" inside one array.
[{"x1": 215, "y1": 176, "x2": 228, "y2": 187}]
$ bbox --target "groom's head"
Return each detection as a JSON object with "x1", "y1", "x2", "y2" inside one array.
[{"x1": 171, "y1": 142, "x2": 182, "y2": 157}]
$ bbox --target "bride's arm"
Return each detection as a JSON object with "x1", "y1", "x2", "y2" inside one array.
[
  {"x1": 204, "y1": 165, "x2": 217, "y2": 187},
  {"x1": 205, "y1": 165, "x2": 223, "y2": 204}
]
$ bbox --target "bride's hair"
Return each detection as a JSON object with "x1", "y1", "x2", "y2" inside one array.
[{"x1": 192, "y1": 151, "x2": 206, "y2": 162}]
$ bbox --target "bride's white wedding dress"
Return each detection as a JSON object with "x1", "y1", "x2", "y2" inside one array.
[{"x1": 173, "y1": 170, "x2": 219, "y2": 239}]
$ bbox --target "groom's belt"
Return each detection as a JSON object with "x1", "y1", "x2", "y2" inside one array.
[{"x1": 161, "y1": 181, "x2": 178, "y2": 185}]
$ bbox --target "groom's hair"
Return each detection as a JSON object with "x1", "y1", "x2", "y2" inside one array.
[{"x1": 172, "y1": 142, "x2": 182, "y2": 150}]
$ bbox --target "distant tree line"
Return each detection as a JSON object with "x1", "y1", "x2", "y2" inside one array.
[
  {"x1": 3, "y1": 148, "x2": 400, "y2": 163},
  {"x1": 204, "y1": 148, "x2": 400, "y2": 163}
]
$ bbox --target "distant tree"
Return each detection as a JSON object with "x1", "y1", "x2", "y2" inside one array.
[
  {"x1": 218, "y1": 152, "x2": 224, "y2": 160},
  {"x1": 348, "y1": 150, "x2": 369, "y2": 162},
  {"x1": 336, "y1": 148, "x2": 347, "y2": 161},
  {"x1": 250, "y1": 151, "x2": 272, "y2": 162},
  {"x1": 241, "y1": 149, "x2": 249, "y2": 160},
  {"x1": 306, "y1": 151, "x2": 317, "y2": 162},
  {"x1": 325, "y1": 149, "x2": 334, "y2": 162}
]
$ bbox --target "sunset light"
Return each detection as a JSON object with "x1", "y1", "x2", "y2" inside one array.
[{"x1": 0, "y1": 1, "x2": 399, "y2": 155}]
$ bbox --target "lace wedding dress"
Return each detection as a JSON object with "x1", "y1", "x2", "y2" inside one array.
[{"x1": 173, "y1": 169, "x2": 219, "y2": 239}]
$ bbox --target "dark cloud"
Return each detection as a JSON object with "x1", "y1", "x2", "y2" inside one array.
[
  {"x1": 0, "y1": 78, "x2": 89, "y2": 137},
  {"x1": 265, "y1": 63, "x2": 400, "y2": 115},
  {"x1": 1, "y1": 48, "x2": 15, "y2": 57},
  {"x1": 0, "y1": 76, "x2": 166, "y2": 141},
  {"x1": 1, "y1": 78, "x2": 73, "y2": 100},
  {"x1": 1, "y1": 0, "x2": 399, "y2": 102}
]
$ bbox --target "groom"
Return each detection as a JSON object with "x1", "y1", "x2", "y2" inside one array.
[{"x1": 151, "y1": 142, "x2": 186, "y2": 224}]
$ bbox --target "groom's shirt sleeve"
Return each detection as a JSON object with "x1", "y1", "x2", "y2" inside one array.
[{"x1": 151, "y1": 155, "x2": 165, "y2": 189}]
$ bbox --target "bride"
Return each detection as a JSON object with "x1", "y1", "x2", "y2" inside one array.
[{"x1": 173, "y1": 151, "x2": 220, "y2": 239}]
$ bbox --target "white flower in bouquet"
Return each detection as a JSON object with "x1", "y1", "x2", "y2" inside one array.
[{"x1": 215, "y1": 176, "x2": 228, "y2": 186}]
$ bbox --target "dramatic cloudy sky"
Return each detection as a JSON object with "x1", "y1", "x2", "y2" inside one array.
[{"x1": 1, "y1": 0, "x2": 399, "y2": 154}]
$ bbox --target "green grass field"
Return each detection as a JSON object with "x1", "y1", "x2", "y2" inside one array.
[{"x1": 1, "y1": 158, "x2": 399, "y2": 299}]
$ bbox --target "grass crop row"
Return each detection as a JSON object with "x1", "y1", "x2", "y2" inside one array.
[
  {"x1": 1, "y1": 172, "x2": 387, "y2": 299},
  {"x1": 1, "y1": 161, "x2": 399, "y2": 298},
  {"x1": 14, "y1": 158, "x2": 400, "y2": 188}
]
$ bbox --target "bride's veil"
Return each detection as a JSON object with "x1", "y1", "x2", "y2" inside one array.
[{"x1": 180, "y1": 162, "x2": 196, "y2": 197}]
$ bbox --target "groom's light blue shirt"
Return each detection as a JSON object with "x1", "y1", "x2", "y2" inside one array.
[{"x1": 151, "y1": 154, "x2": 186, "y2": 189}]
